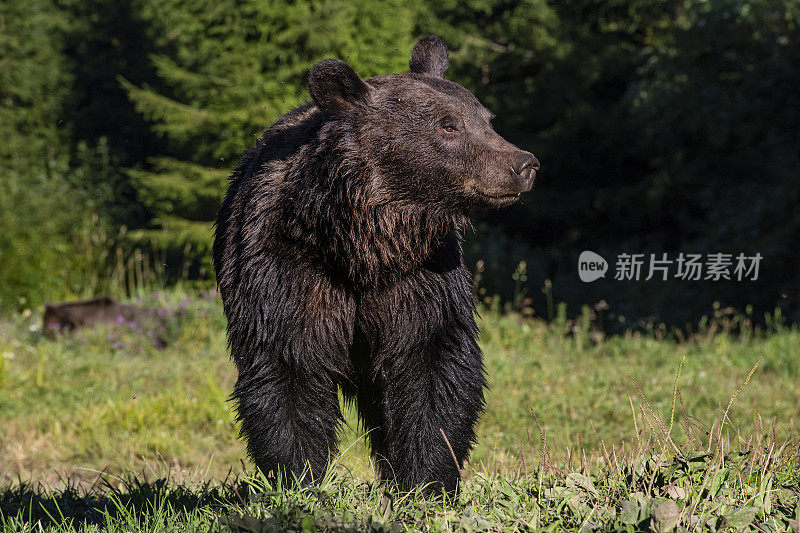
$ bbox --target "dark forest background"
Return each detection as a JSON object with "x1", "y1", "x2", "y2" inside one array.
[{"x1": 1, "y1": 0, "x2": 798, "y2": 329}]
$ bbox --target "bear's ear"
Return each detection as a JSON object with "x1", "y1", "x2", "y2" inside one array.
[
  {"x1": 309, "y1": 58, "x2": 370, "y2": 113},
  {"x1": 409, "y1": 35, "x2": 449, "y2": 78}
]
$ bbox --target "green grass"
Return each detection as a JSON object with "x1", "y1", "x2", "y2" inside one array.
[{"x1": 1, "y1": 292, "x2": 799, "y2": 530}]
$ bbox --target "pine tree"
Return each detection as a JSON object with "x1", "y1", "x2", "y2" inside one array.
[
  {"x1": 0, "y1": 0, "x2": 68, "y2": 168},
  {"x1": 0, "y1": 0, "x2": 120, "y2": 306},
  {"x1": 123, "y1": 0, "x2": 421, "y2": 276}
]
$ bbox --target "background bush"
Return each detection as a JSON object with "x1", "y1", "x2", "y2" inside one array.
[{"x1": 1, "y1": 0, "x2": 797, "y2": 327}]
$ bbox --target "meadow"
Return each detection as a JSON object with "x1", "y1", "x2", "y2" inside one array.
[{"x1": 1, "y1": 292, "x2": 799, "y2": 530}]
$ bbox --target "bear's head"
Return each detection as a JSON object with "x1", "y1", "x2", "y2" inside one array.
[{"x1": 308, "y1": 35, "x2": 539, "y2": 211}]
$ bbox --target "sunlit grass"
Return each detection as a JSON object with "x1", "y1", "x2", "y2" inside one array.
[{"x1": 1, "y1": 292, "x2": 799, "y2": 530}]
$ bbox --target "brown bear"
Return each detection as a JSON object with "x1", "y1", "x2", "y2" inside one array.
[{"x1": 213, "y1": 35, "x2": 538, "y2": 495}]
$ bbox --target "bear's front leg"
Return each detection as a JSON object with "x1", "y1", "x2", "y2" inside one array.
[
  {"x1": 224, "y1": 261, "x2": 355, "y2": 485},
  {"x1": 356, "y1": 264, "x2": 485, "y2": 495}
]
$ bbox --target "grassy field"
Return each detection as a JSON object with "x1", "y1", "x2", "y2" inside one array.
[{"x1": 1, "y1": 292, "x2": 799, "y2": 530}]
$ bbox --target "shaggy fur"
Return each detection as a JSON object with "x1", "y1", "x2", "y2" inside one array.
[{"x1": 213, "y1": 35, "x2": 538, "y2": 495}]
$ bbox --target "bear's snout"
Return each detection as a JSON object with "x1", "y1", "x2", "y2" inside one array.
[{"x1": 510, "y1": 151, "x2": 539, "y2": 192}]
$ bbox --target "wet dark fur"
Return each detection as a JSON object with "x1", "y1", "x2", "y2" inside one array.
[{"x1": 213, "y1": 36, "x2": 536, "y2": 495}]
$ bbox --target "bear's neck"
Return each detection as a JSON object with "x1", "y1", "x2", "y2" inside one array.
[
  {"x1": 286, "y1": 140, "x2": 462, "y2": 288},
  {"x1": 335, "y1": 200, "x2": 463, "y2": 288}
]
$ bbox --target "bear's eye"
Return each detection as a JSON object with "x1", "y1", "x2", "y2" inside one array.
[
  {"x1": 439, "y1": 116, "x2": 459, "y2": 134},
  {"x1": 440, "y1": 118, "x2": 459, "y2": 135}
]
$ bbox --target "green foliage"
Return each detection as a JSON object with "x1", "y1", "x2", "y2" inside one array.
[
  {"x1": 121, "y1": 0, "x2": 422, "y2": 264},
  {"x1": 0, "y1": 0, "x2": 126, "y2": 309},
  {"x1": 125, "y1": 157, "x2": 228, "y2": 274},
  {"x1": 1, "y1": 0, "x2": 799, "y2": 324},
  {"x1": 0, "y1": 0, "x2": 68, "y2": 167},
  {"x1": 0, "y1": 168, "x2": 82, "y2": 309},
  {"x1": 443, "y1": 0, "x2": 800, "y2": 325}
]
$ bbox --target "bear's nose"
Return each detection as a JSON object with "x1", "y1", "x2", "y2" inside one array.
[{"x1": 511, "y1": 151, "x2": 539, "y2": 190}]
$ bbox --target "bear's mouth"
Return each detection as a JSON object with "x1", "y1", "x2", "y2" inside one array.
[{"x1": 471, "y1": 188, "x2": 521, "y2": 207}]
